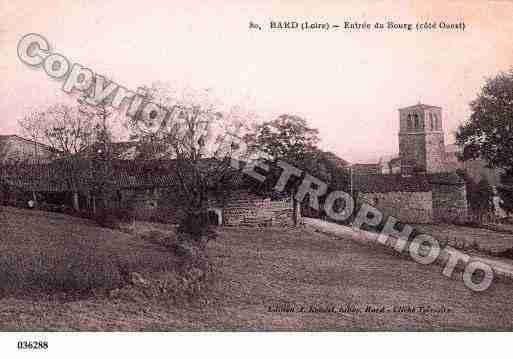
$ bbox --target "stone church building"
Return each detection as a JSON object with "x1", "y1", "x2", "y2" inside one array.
[
  {"x1": 398, "y1": 103, "x2": 446, "y2": 174},
  {"x1": 354, "y1": 103, "x2": 469, "y2": 224}
]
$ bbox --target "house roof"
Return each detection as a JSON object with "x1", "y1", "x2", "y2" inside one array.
[
  {"x1": 378, "y1": 154, "x2": 396, "y2": 164},
  {"x1": 320, "y1": 151, "x2": 349, "y2": 168},
  {"x1": 0, "y1": 159, "x2": 246, "y2": 192},
  {"x1": 351, "y1": 163, "x2": 381, "y2": 176},
  {"x1": 0, "y1": 135, "x2": 58, "y2": 153},
  {"x1": 354, "y1": 174, "x2": 432, "y2": 193},
  {"x1": 354, "y1": 172, "x2": 465, "y2": 194},
  {"x1": 428, "y1": 172, "x2": 465, "y2": 185}
]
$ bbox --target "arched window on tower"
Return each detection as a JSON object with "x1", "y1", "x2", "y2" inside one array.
[
  {"x1": 433, "y1": 114, "x2": 439, "y2": 130},
  {"x1": 429, "y1": 113, "x2": 434, "y2": 130},
  {"x1": 414, "y1": 114, "x2": 420, "y2": 129},
  {"x1": 407, "y1": 114, "x2": 413, "y2": 130}
]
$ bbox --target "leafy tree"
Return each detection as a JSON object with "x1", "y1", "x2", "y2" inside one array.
[
  {"x1": 457, "y1": 169, "x2": 495, "y2": 220},
  {"x1": 474, "y1": 178, "x2": 495, "y2": 213},
  {"x1": 497, "y1": 174, "x2": 513, "y2": 215},
  {"x1": 497, "y1": 183, "x2": 513, "y2": 215},
  {"x1": 456, "y1": 69, "x2": 513, "y2": 179},
  {"x1": 244, "y1": 115, "x2": 349, "y2": 222},
  {"x1": 78, "y1": 101, "x2": 116, "y2": 213},
  {"x1": 245, "y1": 114, "x2": 320, "y2": 161}
]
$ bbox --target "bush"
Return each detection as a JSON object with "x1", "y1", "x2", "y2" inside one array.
[
  {"x1": 139, "y1": 230, "x2": 177, "y2": 249},
  {"x1": 498, "y1": 184, "x2": 513, "y2": 215},
  {"x1": 177, "y1": 211, "x2": 210, "y2": 237},
  {"x1": 93, "y1": 208, "x2": 135, "y2": 229}
]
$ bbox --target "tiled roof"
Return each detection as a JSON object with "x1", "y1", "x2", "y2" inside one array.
[
  {"x1": 428, "y1": 172, "x2": 465, "y2": 185},
  {"x1": 321, "y1": 151, "x2": 349, "y2": 168},
  {"x1": 0, "y1": 159, "x2": 244, "y2": 192},
  {"x1": 353, "y1": 172, "x2": 465, "y2": 194},
  {"x1": 352, "y1": 163, "x2": 381, "y2": 176},
  {"x1": 354, "y1": 174, "x2": 432, "y2": 193},
  {"x1": 0, "y1": 134, "x2": 58, "y2": 153}
]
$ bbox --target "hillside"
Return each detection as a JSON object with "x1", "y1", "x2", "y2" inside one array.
[{"x1": 0, "y1": 207, "x2": 512, "y2": 330}]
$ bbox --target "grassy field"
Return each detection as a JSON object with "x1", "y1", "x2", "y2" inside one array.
[
  {"x1": 415, "y1": 223, "x2": 513, "y2": 255},
  {"x1": 1, "y1": 206, "x2": 513, "y2": 330}
]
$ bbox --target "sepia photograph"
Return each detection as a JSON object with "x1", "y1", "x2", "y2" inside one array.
[{"x1": 1, "y1": 0, "x2": 513, "y2": 356}]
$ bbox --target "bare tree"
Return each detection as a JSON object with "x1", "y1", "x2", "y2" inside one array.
[
  {"x1": 18, "y1": 103, "x2": 111, "y2": 211},
  {"x1": 0, "y1": 138, "x2": 13, "y2": 164},
  {"x1": 127, "y1": 83, "x2": 254, "y2": 243},
  {"x1": 77, "y1": 100, "x2": 116, "y2": 214}
]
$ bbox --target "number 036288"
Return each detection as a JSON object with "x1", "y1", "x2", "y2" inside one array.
[{"x1": 17, "y1": 341, "x2": 48, "y2": 350}]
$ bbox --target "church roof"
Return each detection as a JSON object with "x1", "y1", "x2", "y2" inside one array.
[{"x1": 398, "y1": 103, "x2": 442, "y2": 111}]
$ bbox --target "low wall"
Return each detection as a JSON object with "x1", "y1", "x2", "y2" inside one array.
[
  {"x1": 432, "y1": 183, "x2": 468, "y2": 223},
  {"x1": 117, "y1": 188, "x2": 294, "y2": 226},
  {"x1": 222, "y1": 191, "x2": 294, "y2": 226},
  {"x1": 357, "y1": 191, "x2": 433, "y2": 224}
]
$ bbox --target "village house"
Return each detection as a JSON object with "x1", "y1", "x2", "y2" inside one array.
[
  {"x1": 2, "y1": 103, "x2": 498, "y2": 226},
  {"x1": 0, "y1": 158, "x2": 298, "y2": 227},
  {"x1": 0, "y1": 134, "x2": 58, "y2": 164}
]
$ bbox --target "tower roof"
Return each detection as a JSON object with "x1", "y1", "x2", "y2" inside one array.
[{"x1": 398, "y1": 103, "x2": 441, "y2": 111}]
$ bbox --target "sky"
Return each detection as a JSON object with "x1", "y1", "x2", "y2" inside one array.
[{"x1": 1, "y1": 0, "x2": 512, "y2": 163}]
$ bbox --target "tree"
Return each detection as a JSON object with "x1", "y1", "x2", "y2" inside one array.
[
  {"x1": 0, "y1": 138, "x2": 13, "y2": 164},
  {"x1": 456, "y1": 69, "x2": 513, "y2": 179},
  {"x1": 18, "y1": 103, "x2": 112, "y2": 211},
  {"x1": 245, "y1": 114, "x2": 320, "y2": 161},
  {"x1": 474, "y1": 178, "x2": 495, "y2": 216},
  {"x1": 497, "y1": 173, "x2": 513, "y2": 215},
  {"x1": 77, "y1": 100, "x2": 116, "y2": 213},
  {"x1": 127, "y1": 83, "x2": 253, "y2": 243},
  {"x1": 457, "y1": 169, "x2": 495, "y2": 221},
  {"x1": 497, "y1": 183, "x2": 513, "y2": 215},
  {"x1": 243, "y1": 115, "x2": 347, "y2": 223}
]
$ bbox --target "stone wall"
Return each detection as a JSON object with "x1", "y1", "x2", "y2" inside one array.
[
  {"x1": 443, "y1": 154, "x2": 502, "y2": 188},
  {"x1": 221, "y1": 190, "x2": 295, "y2": 226},
  {"x1": 432, "y1": 182, "x2": 468, "y2": 223},
  {"x1": 116, "y1": 188, "x2": 294, "y2": 226},
  {"x1": 357, "y1": 190, "x2": 433, "y2": 224},
  {"x1": 118, "y1": 188, "x2": 186, "y2": 223}
]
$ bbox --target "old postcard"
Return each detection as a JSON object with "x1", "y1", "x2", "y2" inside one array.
[{"x1": 1, "y1": 0, "x2": 512, "y2": 356}]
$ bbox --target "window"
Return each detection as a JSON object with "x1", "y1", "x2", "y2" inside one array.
[
  {"x1": 429, "y1": 113, "x2": 434, "y2": 130},
  {"x1": 414, "y1": 114, "x2": 420, "y2": 129},
  {"x1": 433, "y1": 114, "x2": 439, "y2": 130},
  {"x1": 407, "y1": 114, "x2": 413, "y2": 130}
]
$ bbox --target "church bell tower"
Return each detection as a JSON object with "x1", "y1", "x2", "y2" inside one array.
[{"x1": 398, "y1": 103, "x2": 445, "y2": 175}]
